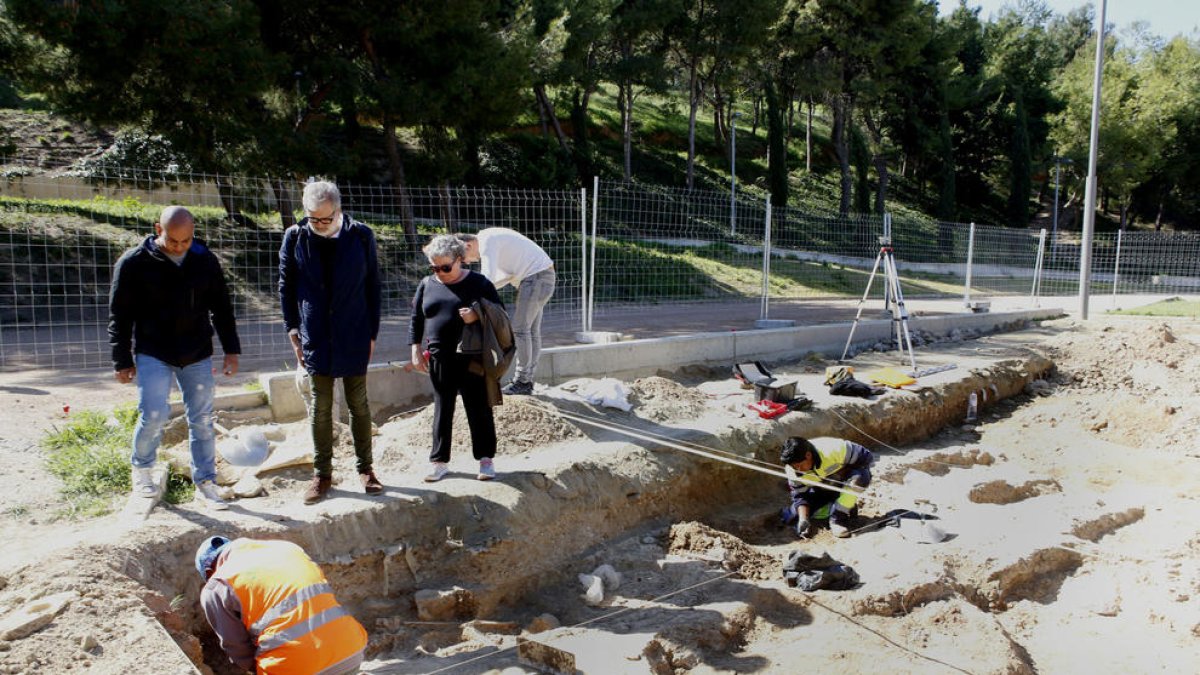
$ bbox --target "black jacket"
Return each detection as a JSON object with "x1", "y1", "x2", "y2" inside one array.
[
  {"x1": 278, "y1": 216, "x2": 381, "y2": 378},
  {"x1": 461, "y1": 297, "x2": 515, "y2": 407},
  {"x1": 108, "y1": 235, "x2": 241, "y2": 370}
]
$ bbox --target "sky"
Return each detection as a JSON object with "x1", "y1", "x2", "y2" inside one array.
[{"x1": 938, "y1": 0, "x2": 1200, "y2": 42}]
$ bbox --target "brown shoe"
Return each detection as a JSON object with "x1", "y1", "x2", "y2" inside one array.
[
  {"x1": 360, "y1": 470, "x2": 383, "y2": 494},
  {"x1": 303, "y1": 475, "x2": 332, "y2": 504}
]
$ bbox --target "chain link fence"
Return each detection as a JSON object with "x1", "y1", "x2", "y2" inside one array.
[
  {"x1": 2, "y1": 166, "x2": 1198, "y2": 371},
  {"x1": 0, "y1": 168, "x2": 584, "y2": 369}
]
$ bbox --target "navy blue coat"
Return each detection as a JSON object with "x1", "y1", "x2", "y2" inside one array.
[{"x1": 278, "y1": 216, "x2": 381, "y2": 377}]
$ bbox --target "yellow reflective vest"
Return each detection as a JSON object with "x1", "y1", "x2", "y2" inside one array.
[
  {"x1": 785, "y1": 438, "x2": 873, "y2": 510},
  {"x1": 214, "y1": 539, "x2": 367, "y2": 675}
]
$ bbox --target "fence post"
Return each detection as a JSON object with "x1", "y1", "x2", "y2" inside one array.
[
  {"x1": 1031, "y1": 228, "x2": 1047, "y2": 305},
  {"x1": 760, "y1": 195, "x2": 772, "y2": 321},
  {"x1": 963, "y1": 222, "x2": 976, "y2": 308},
  {"x1": 580, "y1": 186, "x2": 588, "y2": 333},
  {"x1": 589, "y1": 176, "x2": 600, "y2": 332},
  {"x1": 1111, "y1": 229, "x2": 1123, "y2": 307}
]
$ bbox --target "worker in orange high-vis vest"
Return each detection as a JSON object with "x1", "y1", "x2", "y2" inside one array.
[{"x1": 197, "y1": 536, "x2": 368, "y2": 674}]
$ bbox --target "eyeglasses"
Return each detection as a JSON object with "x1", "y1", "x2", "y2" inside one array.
[
  {"x1": 430, "y1": 261, "x2": 459, "y2": 274},
  {"x1": 308, "y1": 214, "x2": 337, "y2": 226}
]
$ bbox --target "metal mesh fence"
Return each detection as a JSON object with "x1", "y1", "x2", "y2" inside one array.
[
  {"x1": 2, "y1": 164, "x2": 1199, "y2": 371},
  {"x1": 590, "y1": 180, "x2": 766, "y2": 316},
  {"x1": 0, "y1": 168, "x2": 584, "y2": 370}
]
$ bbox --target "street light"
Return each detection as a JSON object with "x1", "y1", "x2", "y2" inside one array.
[
  {"x1": 730, "y1": 111, "x2": 743, "y2": 235},
  {"x1": 1079, "y1": 0, "x2": 1107, "y2": 320},
  {"x1": 1052, "y1": 156, "x2": 1073, "y2": 259}
]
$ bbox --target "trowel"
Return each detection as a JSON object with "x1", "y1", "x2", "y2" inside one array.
[{"x1": 896, "y1": 500, "x2": 949, "y2": 544}]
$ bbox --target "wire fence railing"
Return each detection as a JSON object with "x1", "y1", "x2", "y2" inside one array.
[{"x1": 2, "y1": 165, "x2": 1198, "y2": 371}]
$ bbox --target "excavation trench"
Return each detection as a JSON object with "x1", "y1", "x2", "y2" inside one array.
[{"x1": 7, "y1": 353, "x2": 1059, "y2": 673}]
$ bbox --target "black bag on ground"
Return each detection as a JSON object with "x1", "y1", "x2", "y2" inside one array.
[
  {"x1": 782, "y1": 551, "x2": 837, "y2": 572},
  {"x1": 829, "y1": 376, "x2": 886, "y2": 398},
  {"x1": 794, "y1": 565, "x2": 860, "y2": 591},
  {"x1": 782, "y1": 550, "x2": 860, "y2": 591}
]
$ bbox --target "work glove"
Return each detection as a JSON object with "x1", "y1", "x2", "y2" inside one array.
[{"x1": 795, "y1": 518, "x2": 813, "y2": 539}]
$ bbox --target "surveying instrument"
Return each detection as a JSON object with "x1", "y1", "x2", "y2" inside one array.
[{"x1": 839, "y1": 216, "x2": 950, "y2": 378}]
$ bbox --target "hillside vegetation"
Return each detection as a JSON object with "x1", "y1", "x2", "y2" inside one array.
[{"x1": 1, "y1": 1, "x2": 1198, "y2": 233}]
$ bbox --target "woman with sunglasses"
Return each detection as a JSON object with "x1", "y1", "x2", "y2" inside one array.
[{"x1": 409, "y1": 235, "x2": 504, "y2": 482}]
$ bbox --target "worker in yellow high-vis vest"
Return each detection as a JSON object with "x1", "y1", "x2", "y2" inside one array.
[
  {"x1": 779, "y1": 436, "x2": 874, "y2": 539},
  {"x1": 196, "y1": 536, "x2": 368, "y2": 674}
]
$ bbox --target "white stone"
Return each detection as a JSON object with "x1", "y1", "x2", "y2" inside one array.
[
  {"x1": 232, "y1": 473, "x2": 265, "y2": 498},
  {"x1": 578, "y1": 574, "x2": 604, "y2": 605},
  {"x1": 0, "y1": 591, "x2": 77, "y2": 641}
]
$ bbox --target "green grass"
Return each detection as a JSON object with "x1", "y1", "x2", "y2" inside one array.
[
  {"x1": 1108, "y1": 297, "x2": 1200, "y2": 317},
  {"x1": 42, "y1": 406, "x2": 194, "y2": 518}
]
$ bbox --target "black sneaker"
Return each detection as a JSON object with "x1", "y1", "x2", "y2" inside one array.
[{"x1": 502, "y1": 380, "x2": 533, "y2": 395}]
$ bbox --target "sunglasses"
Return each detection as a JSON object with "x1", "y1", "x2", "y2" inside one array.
[
  {"x1": 430, "y1": 261, "x2": 459, "y2": 274},
  {"x1": 308, "y1": 214, "x2": 337, "y2": 226}
]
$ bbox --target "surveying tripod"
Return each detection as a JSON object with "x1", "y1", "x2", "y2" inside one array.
[{"x1": 839, "y1": 223, "x2": 919, "y2": 374}]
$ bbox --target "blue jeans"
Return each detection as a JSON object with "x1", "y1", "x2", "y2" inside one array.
[
  {"x1": 511, "y1": 267, "x2": 556, "y2": 383},
  {"x1": 130, "y1": 353, "x2": 217, "y2": 485}
]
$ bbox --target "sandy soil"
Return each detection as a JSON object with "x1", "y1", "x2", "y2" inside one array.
[
  {"x1": 363, "y1": 317, "x2": 1200, "y2": 674},
  {"x1": 2, "y1": 316, "x2": 1199, "y2": 674}
]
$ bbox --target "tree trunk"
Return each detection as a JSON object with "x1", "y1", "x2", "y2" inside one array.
[
  {"x1": 831, "y1": 95, "x2": 852, "y2": 216},
  {"x1": 806, "y1": 98, "x2": 813, "y2": 173},
  {"x1": 862, "y1": 110, "x2": 888, "y2": 214},
  {"x1": 786, "y1": 94, "x2": 795, "y2": 146},
  {"x1": 439, "y1": 182, "x2": 457, "y2": 232},
  {"x1": 536, "y1": 89, "x2": 548, "y2": 137},
  {"x1": 216, "y1": 177, "x2": 244, "y2": 224},
  {"x1": 382, "y1": 117, "x2": 418, "y2": 244},
  {"x1": 765, "y1": 81, "x2": 788, "y2": 207},
  {"x1": 712, "y1": 81, "x2": 726, "y2": 150},
  {"x1": 534, "y1": 84, "x2": 570, "y2": 154},
  {"x1": 686, "y1": 60, "x2": 699, "y2": 191},
  {"x1": 619, "y1": 82, "x2": 633, "y2": 181},
  {"x1": 1155, "y1": 193, "x2": 1165, "y2": 230},
  {"x1": 570, "y1": 88, "x2": 594, "y2": 181},
  {"x1": 272, "y1": 178, "x2": 297, "y2": 229}
]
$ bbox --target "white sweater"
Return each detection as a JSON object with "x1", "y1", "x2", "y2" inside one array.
[{"x1": 476, "y1": 227, "x2": 553, "y2": 289}]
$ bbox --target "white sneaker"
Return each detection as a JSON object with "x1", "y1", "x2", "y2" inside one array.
[
  {"x1": 477, "y1": 458, "x2": 496, "y2": 481},
  {"x1": 424, "y1": 462, "x2": 449, "y2": 482},
  {"x1": 197, "y1": 481, "x2": 229, "y2": 510},
  {"x1": 132, "y1": 467, "x2": 159, "y2": 499}
]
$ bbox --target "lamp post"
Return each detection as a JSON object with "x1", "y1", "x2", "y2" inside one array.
[
  {"x1": 1052, "y1": 156, "x2": 1073, "y2": 260},
  {"x1": 730, "y1": 111, "x2": 743, "y2": 235},
  {"x1": 1079, "y1": 0, "x2": 1107, "y2": 320}
]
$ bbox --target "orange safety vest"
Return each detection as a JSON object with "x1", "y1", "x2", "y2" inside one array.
[{"x1": 214, "y1": 539, "x2": 367, "y2": 675}]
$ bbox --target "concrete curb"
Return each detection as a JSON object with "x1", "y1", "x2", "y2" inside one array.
[
  {"x1": 258, "y1": 307, "x2": 1063, "y2": 421},
  {"x1": 169, "y1": 390, "x2": 267, "y2": 417}
]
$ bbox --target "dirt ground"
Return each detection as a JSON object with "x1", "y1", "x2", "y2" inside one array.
[{"x1": 2, "y1": 315, "x2": 1199, "y2": 674}]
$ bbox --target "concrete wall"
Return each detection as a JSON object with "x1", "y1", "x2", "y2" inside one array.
[{"x1": 257, "y1": 307, "x2": 1062, "y2": 421}]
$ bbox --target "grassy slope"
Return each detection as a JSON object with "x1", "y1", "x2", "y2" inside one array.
[
  {"x1": 0, "y1": 89, "x2": 1057, "y2": 310},
  {"x1": 1108, "y1": 297, "x2": 1200, "y2": 317}
]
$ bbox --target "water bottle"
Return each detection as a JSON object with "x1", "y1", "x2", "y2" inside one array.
[{"x1": 966, "y1": 392, "x2": 978, "y2": 422}]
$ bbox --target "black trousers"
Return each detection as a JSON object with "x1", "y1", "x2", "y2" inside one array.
[{"x1": 428, "y1": 350, "x2": 495, "y2": 463}]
